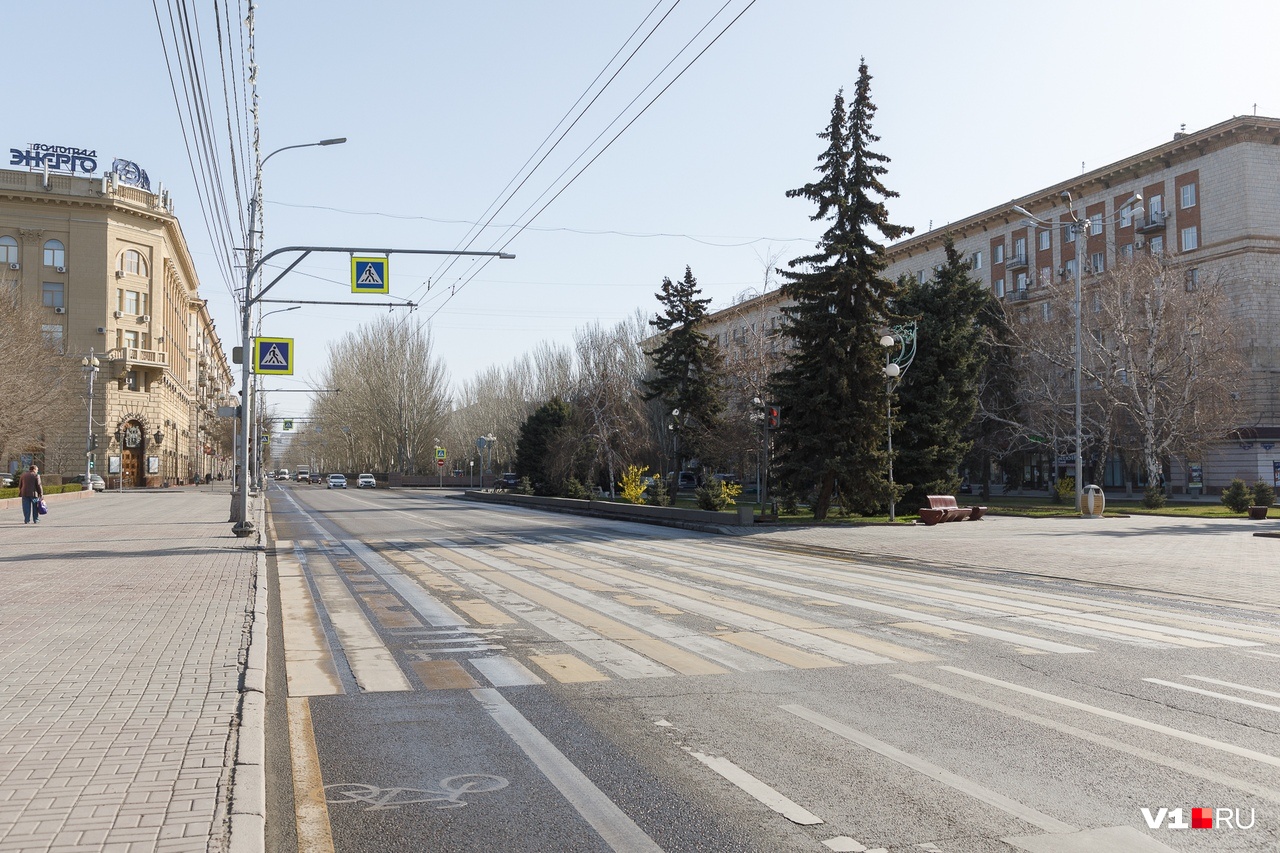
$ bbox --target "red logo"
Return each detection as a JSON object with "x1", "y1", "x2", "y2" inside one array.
[{"x1": 1191, "y1": 808, "x2": 1214, "y2": 829}]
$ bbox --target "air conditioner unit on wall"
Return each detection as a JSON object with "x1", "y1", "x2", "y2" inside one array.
[
  {"x1": 96, "y1": 327, "x2": 106, "y2": 334},
  {"x1": 113, "y1": 310, "x2": 123, "y2": 319},
  {"x1": 56, "y1": 266, "x2": 66, "y2": 274},
  {"x1": 115, "y1": 270, "x2": 125, "y2": 278},
  {"x1": 140, "y1": 314, "x2": 150, "y2": 322},
  {"x1": 54, "y1": 307, "x2": 65, "y2": 314},
  {"x1": 7, "y1": 263, "x2": 17, "y2": 271}
]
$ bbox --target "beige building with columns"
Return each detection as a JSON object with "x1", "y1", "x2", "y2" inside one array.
[
  {"x1": 0, "y1": 164, "x2": 234, "y2": 487},
  {"x1": 702, "y1": 114, "x2": 1280, "y2": 495}
]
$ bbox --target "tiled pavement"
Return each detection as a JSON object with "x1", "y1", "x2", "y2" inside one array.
[
  {"x1": 0, "y1": 487, "x2": 260, "y2": 853},
  {"x1": 736, "y1": 510, "x2": 1280, "y2": 607}
]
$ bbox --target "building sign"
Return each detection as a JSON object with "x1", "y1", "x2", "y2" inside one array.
[
  {"x1": 111, "y1": 158, "x2": 150, "y2": 190},
  {"x1": 10, "y1": 142, "x2": 97, "y2": 175}
]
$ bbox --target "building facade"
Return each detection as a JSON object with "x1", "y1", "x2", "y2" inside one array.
[
  {"x1": 0, "y1": 166, "x2": 235, "y2": 486},
  {"x1": 701, "y1": 115, "x2": 1280, "y2": 495}
]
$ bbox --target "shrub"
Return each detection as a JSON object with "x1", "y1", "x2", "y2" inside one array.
[
  {"x1": 646, "y1": 476, "x2": 671, "y2": 507},
  {"x1": 1252, "y1": 480, "x2": 1276, "y2": 508},
  {"x1": 1221, "y1": 478, "x2": 1252, "y2": 513},
  {"x1": 695, "y1": 478, "x2": 730, "y2": 511},
  {"x1": 1053, "y1": 476, "x2": 1075, "y2": 505},
  {"x1": 1142, "y1": 484, "x2": 1166, "y2": 509},
  {"x1": 515, "y1": 476, "x2": 534, "y2": 496},
  {"x1": 562, "y1": 477, "x2": 590, "y2": 500},
  {"x1": 618, "y1": 465, "x2": 648, "y2": 504}
]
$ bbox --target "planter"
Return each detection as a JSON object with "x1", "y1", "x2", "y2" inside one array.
[{"x1": 1247, "y1": 506, "x2": 1270, "y2": 520}]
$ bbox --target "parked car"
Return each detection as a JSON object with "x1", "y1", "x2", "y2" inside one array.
[
  {"x1": 327, "y1": 474, "x2": 347, "y2": 489},
  {"x1": 676, "y1": 471, "x2": 698, "y2": 490},
  {"x1": 712, "y1": 473, "x2": 741, "y2": 486},
  {"x1": 1, "y1": 473, "x2": 14, "y2": 488},
  {"x1": 357, "y1": 474, "x2": 376, "y2": 489},
  {"x1": 495, "y1": 472, "x2": 519, "y2": 490},
  {"x1": 69, "y1": 473, "x2": 106, "y2": 492}
]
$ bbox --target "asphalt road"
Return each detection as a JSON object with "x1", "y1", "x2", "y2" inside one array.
[{"x1": 262, "y1": 483, "x2": 1280, "y2": 852}]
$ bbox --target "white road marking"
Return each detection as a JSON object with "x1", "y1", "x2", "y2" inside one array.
[
  {"x1": 470, "y1": 656, "x2": 545, "y2": 687},
  {"x1": 1185, "y1": 674, "x2": 1280, "y2": 700},
  {"x1": 341, "y1": 538, "x2": 466, "y2": 627},
  {"x1": 1143, "y1": 678, "x2": 1280, "y2": 714},
  {"x1": 940, "y1": 666, "x2": 1280, "y2": 769},
  {"x1": 471, "y1": 688, "x2": 662, "y2": 852},
  {"x1": 307, "y1": 551, "x2": 412, "y2": 693},
  {"x1": 780, "y1": 703, "x2": 1077, "y2": 835},
  {"x1": 682, "y1": 748, "x2": 823, "y2": 826}
]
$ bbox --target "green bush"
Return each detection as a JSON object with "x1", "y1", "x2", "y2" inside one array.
[
  {"x1": 1053, "y1": 476, "x2": 1075, "y2": 505},
  {"x1": 562, "y1": 477, "x2": 590, "y2": 500},
  {"x1": 695, "y1": 478, "x2": 732, "y2": 511},
  {"x1": 515, "y1": 476, "x2": 533, "y2": 496},
  {"x1": 1142, "y1": 484, "x2": 1166, "y2": 508},
  {"x1": 1252, "y1": 480, "x2": 1276, "y2": 508},
  {"x1": 646, "y1": 476, "x2": 671, "y2": 507},
  {"x1": 1221, "y1": 478, "x2": 1252, "y2": 513}
]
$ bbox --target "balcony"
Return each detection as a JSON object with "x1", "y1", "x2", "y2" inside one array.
[
  {"x1": 1135, "y1": 211, "x2": 1167, "y2": 234},
  {"x1": 1005, "y1": 253, "x2": 1029, "y2": 270},
  {"x1": 1010, "y1": 289, "x2": 1030, "y2": 302},
  {"x1": 111, "y1": 347, "x2": 168, "y2": 374}
]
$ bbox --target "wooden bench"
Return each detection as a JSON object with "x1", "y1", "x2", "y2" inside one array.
[{"x1": 918, "y1": 494, "x2": 987, "y2": 525}]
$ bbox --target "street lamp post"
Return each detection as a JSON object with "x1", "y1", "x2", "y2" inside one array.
[
  {"x1": 879, "y1": 322, "x2": 917, "y2": 522},
  {"x1": 233, "y1": 137, "x2": 346, "y2": 536},
  {"x1": 1013, "y1": 191, "x2": 1140, "y2": 516},
  {"x1": 81, "y1": 349, "x2": 99, "y2": 487}
]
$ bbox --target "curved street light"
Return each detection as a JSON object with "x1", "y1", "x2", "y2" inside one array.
[{"x1": 880, "y1": 322, "x2": 918, "y2": 522}]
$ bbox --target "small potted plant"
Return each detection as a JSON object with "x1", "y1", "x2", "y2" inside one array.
[{"x1": 1249, "y1": 480, "x2": 1275, "y2": 520}]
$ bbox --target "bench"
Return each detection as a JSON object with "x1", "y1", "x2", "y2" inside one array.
[{"x1": 918, "y1": 494, "x2": 987, "y2": 525}]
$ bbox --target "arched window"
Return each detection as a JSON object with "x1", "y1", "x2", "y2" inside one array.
[
  {"x1": 0, "y1": 236, "x2": 16, "y2": 266},
  {"x1": 118, "y1": 249, "x2": 148, "y2": 276},
  {"x1": 43, "y1": 240, "x2": 65, "y2": 268}
]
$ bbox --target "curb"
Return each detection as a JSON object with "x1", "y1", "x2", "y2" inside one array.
[{"x1": 227, "y1": 497, "x2": 268, "y2": 853}]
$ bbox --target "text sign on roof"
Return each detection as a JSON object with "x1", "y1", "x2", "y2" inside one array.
[
  {"x1": 254, "y1": 337, "x2": 294, "y2": 376},
  {"x1": 352, "y1": 257, "x2": 389, "y2": 293}
]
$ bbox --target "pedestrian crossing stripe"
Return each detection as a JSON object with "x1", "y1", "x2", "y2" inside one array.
[
  {"x1": 254, "y1": 337, "x2": 294, "y2": 375},
  {"x1": 351, "y1": 257, "x2": 389, "y2": 293}
]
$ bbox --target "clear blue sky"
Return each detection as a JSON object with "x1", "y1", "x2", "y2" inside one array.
[{"x1": 11, "y1": 1, "x2": 1280, "y2": 418}]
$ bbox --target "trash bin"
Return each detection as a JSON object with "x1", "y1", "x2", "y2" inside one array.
[
  {"x1": 737, "y1": 504, "x2": 755, "y2": 526},
  {"x1": 1081, "y1": 484, "x2": 1105, "y2": 518}
]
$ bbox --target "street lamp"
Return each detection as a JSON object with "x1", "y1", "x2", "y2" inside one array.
[
  {"x1": 880, "y1": 322, "x2": 917, "y2": 522},
  {"x1": 1013, "y1": 191, "x2": 1140, "y2": 516},
  {"x1": 81, "y1": 350, "x2": 99, "y2": 488},
  {"x1": 234, "y1": 137, "x2": 346, "y2": 537}
]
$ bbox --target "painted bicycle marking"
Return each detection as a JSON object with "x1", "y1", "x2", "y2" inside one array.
[{"x1": 324, "y1": 775, "x2": 510, "y2": 811}]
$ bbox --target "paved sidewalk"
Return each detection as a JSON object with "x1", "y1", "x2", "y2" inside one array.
[
  {"x1": 0, "y1": 487, "x2": 261, "y2": 853},
  {"x1": 737, "y1": 512, "x2": 1280, "y2": 607}
]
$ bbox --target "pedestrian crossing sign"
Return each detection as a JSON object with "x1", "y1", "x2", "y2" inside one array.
[
  {"x1": 352, "y1": 257, "x2": 389, "y2": 293},
  {"x1": 254, "y1": 337, "x2": 294, "y2": 376}
]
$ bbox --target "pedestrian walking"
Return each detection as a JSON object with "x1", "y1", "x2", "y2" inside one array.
[{"x1": 18, "y1": 464, "x2": 43, "y2": 524}]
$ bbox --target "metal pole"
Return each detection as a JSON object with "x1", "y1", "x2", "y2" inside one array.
[
  {"x1": 232, "y1": 190, "x2": 256, "y2": 535},
  {"x1": 887, "y1": 377, "x2": 895, "y2": 522},
  {"x1": 1073, "y1": 220, "x2": 1084, "y2": 515},
  {"x1": 84, "y1": 349, "x2": 97, "y2": 487}
]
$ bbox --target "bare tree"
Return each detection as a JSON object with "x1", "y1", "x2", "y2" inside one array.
[
  {"x1": 573, "y1": 312, "x2": 652, "y2": 495},
  {"x1": 0, "y1": 285, "x2": 80, "y2": 466}
]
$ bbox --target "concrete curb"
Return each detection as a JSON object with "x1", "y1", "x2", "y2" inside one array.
[
  {"x1": 460, "y1": 489, "x2": 745, "y2": 535},
  {"x1": 0, "y1": 487, "x2": 96, "y2": 511},
  {"x1": 227, "y1": 497, "x2": 268, "y2": 853}
]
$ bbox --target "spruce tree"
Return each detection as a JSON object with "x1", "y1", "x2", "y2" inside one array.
[
  {"x1": 769, "y1": 61, "x2": 911, "y2": 519},
  {"x1": 642, "y1": 266, "x2": 726, "y2": 469},
  {"x1": 893, "y1": 238, "x2": 994, "y2": 510}
]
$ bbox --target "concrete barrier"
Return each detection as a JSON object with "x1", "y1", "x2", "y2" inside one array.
[
  {"x1": 0, "y1": 487, "x2": 95, "y2": 512},
  {"x1": 463, "y1": 490, "x2": 752, "y2": 529}
]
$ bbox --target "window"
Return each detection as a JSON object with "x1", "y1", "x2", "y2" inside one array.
[
  {"x1": 1064, "y1": 258, "x2": 1077, "y2": 277},
  {"x1": 1016, "y1": 271, "x2": 1028, "y2": 291},
  {"x1": 1180, "y1": 226, "x2": 1199, "y2": 252},
  {"x1": 123, "y1": 291, "x2": 140, "y2": 314},
  {"x1": 1119, "y1": 243, "x2": 1134, "y2": 259},
  {"x1": 123, "y1": 330, "x2": 139, "y2": 350},
  {"x1": 1149, "y1": 236, "x2": 1164, "y2": 255},
  {"x1": 971, "y1": 250, "x2": 983, "y2": 270},
  {"x1": 1064, "y1": 223, "x2": 1076, "y2": 243},
  {"x1": 41, "y1": 324, "x2": 64, "y2": 351},
  {"x1": 42, "y1": 282, "x2": 64, "y2": 308},
  {"x1": 1186, "y1": 268, "x2": 1200, "y2": 291},
  {"x1": 1180, "y1": 183, "x2": 1197, "y2": 209},
  {"x1": 1038, "y1": 230, "x2": 1050, "y2": 251},
  {"x1": 994, "y1": 244, "x2": 1005, "y2": 264},
  {"x1": 994, "y1": 278, "x2": 1005, "y2": 298},
  {"x1": 916, "y1": 269, "x2": 926, "y2": 283},
  {"x1": 1041, "y1": 302, "x2": 1051, "y2": 321},
  {"x1": 1089, "y1": 214, "x2": 1103, "y2": 236},
  {"x1": 0, "y1": 236, "x2": 16, "y2": 265},
  {"x1": 119, "y1": 249, "x2": 148, "y2": 276},
  {"x1": 1149, "y1": 194, "x2": 1164, "y2": 219},
  {"x1": 43, "y1": 240, "x2": 65, "y2": 268},
  {"x1": 1120, "y1": 204, "x2": 1134, "y2": 228},
  {"x1": 125, "y1": 371, "x2": 139, "y2": 392},
  {"x1": 1014, "y1": 237, "x2": 1026, "y2": 261},
  {"x1": 1039, "y1": 267, "x2": 1051, "y2": 286},
  {"x1": 1092, "y1": 294, "x2": 1102, "y2": 314},
  {"x1": 1091, "y1": 252, "x2": 1104, "y2": 273}
]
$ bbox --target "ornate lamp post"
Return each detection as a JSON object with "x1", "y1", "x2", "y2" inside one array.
[
  {"x1": 879, "y1": 321, "x2": 918, "y2": 522},
  {"x1": 81, "y1": 350, "x2": 99, "y2": 487}
]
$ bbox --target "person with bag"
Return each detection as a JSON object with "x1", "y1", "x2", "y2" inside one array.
[{"x1": 18, "y1": 464, "x2": 43, "y2": 524}]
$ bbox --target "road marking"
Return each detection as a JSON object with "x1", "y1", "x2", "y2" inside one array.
[
  {"x1": 528, "y1": 653, "x2": 610, "y2": 683},
  {"x1": 453, "y1": 598, "x2": 517, "y2": 625},
  {"x1": 287, "y1": 698, "x2": 336, "y2": 853},
  {"x1": 892, "y1": 672, "x2": 1280, "y2": 803},
  {"x1": 324, "y1": 775, "x2": 508, "y2": 811},
  {"x1": 1144, "y1": 678, "x2": 1280, "y2": 714},
  {"x1": 470, "y1": 656, "x2": 545, "y2": 687},
  {"x1": 471, "y1": 688, "x2": 663, "y2": 852},
  {"x1": 1245, "y1": 650, "x2": 1280, "y2": 659},
  {"x1": 718, "y1": 632, "x2": 842, "y2": 669},
  {"x1": 780, "y1": 703, "x2": 1077, "y2": 835},
  {"x1": 683, "y1": 748, "x2": 823, "y2": 825},
  {"x1": 411, "y1": 660, "x2": 480, "y2": 691},
  {"x1": 342, "y1": 538, "x2": 466, "y2": 627},
  {"x1": 1184, "y1": 674, "x2": 1280, "y2": 700},
  {"x1": 278, "y1": 549, "x2": 344, "y2": 696},
  {"x1": 308, "y1": 550, "x2": 413, "y2": 693},
  {"x1": 362, "y1": 592, "x2": 423, "y2": 630},
  {"x1": 939, "y1": 666, "x2": 1280, "y2": 769}
]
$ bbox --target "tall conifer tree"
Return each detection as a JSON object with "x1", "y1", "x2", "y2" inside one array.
[
  {"x1": 643, "y1": 266, "x2": 725, "y2": 469},
  {"x1": 769, "y1": 61, "x2": 911, "y2": 519}
]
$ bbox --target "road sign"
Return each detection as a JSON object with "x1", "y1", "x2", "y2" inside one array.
[
  {"x1": 351, "y1": 257, "x2": 389, "y2": 293},
  {"x1": 283, "y1": 419, "x2": 294, "y2": 431},
  {"x1": 436, "y1": 447, "x2": 446, "y2": 460},
  {"x1": 254, "y1": 337, "x2": 294, "y2": 376},
  {"x1": 437, "y1": 459, "x2": 445, "y2": 468}
]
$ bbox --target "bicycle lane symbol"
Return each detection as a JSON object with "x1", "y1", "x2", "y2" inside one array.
[{"x1": 325, "y1": 775, "x2": 510, "y2": 811}]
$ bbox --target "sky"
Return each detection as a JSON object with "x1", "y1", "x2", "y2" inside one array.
[{"x1": 11, "y1": 1, "x2": 1280, "y2": 421}]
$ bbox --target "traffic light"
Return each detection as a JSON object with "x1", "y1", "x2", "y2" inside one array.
[
  {"x1": 766, "y1": 406, "x2": 780, "y2": 429},
  {"x1": 89, "y1": 435, "x2": 98, "y2": 450}
]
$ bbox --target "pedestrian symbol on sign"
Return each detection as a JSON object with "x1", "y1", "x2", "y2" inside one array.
[
  {"x1": 351, "y1": 257, "x2": 390, "y2": 294},
  {"x1": 254, "y1": 337, "x2": 294, "y2": 376},
  {"x1": 261, "y1": 345, "x2": 287, "y2": 367}
]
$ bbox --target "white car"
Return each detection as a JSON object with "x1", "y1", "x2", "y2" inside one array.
[
  {"x1": 327, "y1": 474, "x2": 347, "y2": 489},
  {"x1": 357, "y1": 474, "x2": 376, "y2": 489}
]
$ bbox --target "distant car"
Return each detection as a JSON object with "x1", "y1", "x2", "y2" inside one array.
[
  {"x1": 70, "y1": 473, "x2": 106, "y2": 492},
  {"x1": 296, "y1": 471, "x2": 310, "y2": 482},
  {"x1": 1, "y1": 473, "x2": 14, "y2": 488},
  {"x1": 676, "y1": 471, "x2": 698, "y2": 490},
  {"x1": 309, "y1": 472, "x2": 322, "y2": 484},
  {"x1": 357, "y1": 474, "x2": 376, "y2": 489},
  {"x1": 276, "y1": 469, "x2": 289, "y2": 481},
  {"x1": 495, "y1": 472, "x2": 519, "y2": 490},
  {"x1": 712, "y1": 473, "x2": 741, "y2": 486},
  {"x1": 327, "y1": 474, "x2": 347, "y2": 489}
]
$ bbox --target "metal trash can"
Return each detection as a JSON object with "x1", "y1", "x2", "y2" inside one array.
[
  {"x1": 737, "y1": 504, "x2": 755, "y2": 526},
  {"x1": 1081, "y1": 484, "x2": 1105, "y2": 518}
]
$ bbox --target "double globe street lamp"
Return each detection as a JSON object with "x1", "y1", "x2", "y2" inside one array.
[{"x1": 880, "y1": 322, "x2": 917, "y2": 522}]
